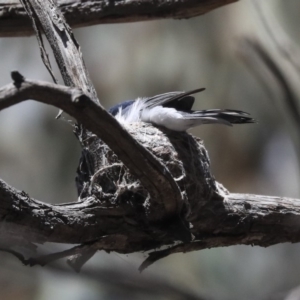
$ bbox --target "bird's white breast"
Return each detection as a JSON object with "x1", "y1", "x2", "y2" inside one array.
[{"x1": 141, "y1": 106, "x2": 192, "y2": 131}]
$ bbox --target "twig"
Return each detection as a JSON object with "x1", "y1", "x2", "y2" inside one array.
[
  {"x1": 139, "y1": 236, "x2": 244, "y2": 272},
  {"x1": 89, "y1": 163, "x2": 123, "y2": 193}
]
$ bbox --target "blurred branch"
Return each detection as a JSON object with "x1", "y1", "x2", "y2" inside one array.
[
  {"x1": 0, "y1": 0, "x2": 238, "y2": 37},
  {"x1": 263, "y1": 285, "x2": 300, "y2": 300},
  {"x1": 1, "y1": 249, "x2": 208, "y2": 299},
  {"x1": 283, "y1": 286, "x2": 300, "y2": 300},
  {"x1": 252, "y1": 0, "x2": 300, "y2": 73},
  {"x1": 51, "y1": 263, "x2": 209, "y2": 300},
  {"x1": 238, "y1": 1, "x2": 300, "y2": 163},
  {"x1": 238, "y1": 38, "x2": 300, "y2": 161}
]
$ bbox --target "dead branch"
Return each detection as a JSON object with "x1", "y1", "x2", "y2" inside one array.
[
  {"x1": 0, "y1": 0, "x2": 238, "y2": 37},
  {"x1": 2, "y1": 162, "x2": 300, "y2": 271}
]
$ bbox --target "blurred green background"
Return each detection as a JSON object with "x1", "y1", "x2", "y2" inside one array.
[{"x1": 1, "y1": 0, "x2": 300, "y2": 299}]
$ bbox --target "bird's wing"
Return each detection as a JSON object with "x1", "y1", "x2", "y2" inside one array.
[
  {"x1": 108, "y1": 100, "x2": 135, "y2": 116},
  {"x1": 163, "y1": 96, "x2": 195, "y2": 111},
  {"x1": 143, "y1": 88, "x2": 205, "y2": 110}
]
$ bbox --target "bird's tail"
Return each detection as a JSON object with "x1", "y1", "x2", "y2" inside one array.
[{"x1": 190, "y1": 109, "x2": 255, "y2": 126}]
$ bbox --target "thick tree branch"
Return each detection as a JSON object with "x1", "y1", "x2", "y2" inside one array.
[
  {"x1": 1, "y1": 175, "x2": 300, "y2": 270},
  {"x1": 0, "y1": 0, "x2": 238, "y2": 37},
  {"x1": 141, "y1": 192, "x2": 300, "y2": 269}
]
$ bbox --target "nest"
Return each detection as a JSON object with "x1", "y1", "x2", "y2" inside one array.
[{"x1": 75, "y1": 122, "x2": 218, "y2": 223}]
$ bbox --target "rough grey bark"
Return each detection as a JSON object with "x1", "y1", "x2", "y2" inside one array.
[{"x1": 0, "y1": 0, "x2": 238, "y2": 37}]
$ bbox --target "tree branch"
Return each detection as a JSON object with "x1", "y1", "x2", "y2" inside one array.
[
  {"x1": 0, "y1": 0, "x2": 238, "y2": 37},
  {"x1": 2, "y1": 173, "x2": 300, "y2": 271},
  {"x1": 140, "y1": 192, "x2": 300, "y2": 269}
]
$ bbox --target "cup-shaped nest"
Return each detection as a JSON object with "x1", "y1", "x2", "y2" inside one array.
[{"x1": 75, "y1": 123, "x2": 219, "y2": 222}]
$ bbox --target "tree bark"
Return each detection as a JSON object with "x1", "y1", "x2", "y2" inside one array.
[
  {"x1": 2, "y1": 172, "x2": 300, "y2": 247},
  {"x1": 0, "y1": 0, "x2": 238, "y2": 37}
]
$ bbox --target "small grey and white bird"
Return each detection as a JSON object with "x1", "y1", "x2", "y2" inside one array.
[{"x1": 109, "y1": 88, "x2": 254, "y2": 131}]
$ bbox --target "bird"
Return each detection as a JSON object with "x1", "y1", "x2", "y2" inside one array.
[{"x1": 108, "y1": 88, "x2": 255, "y2": 131}]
